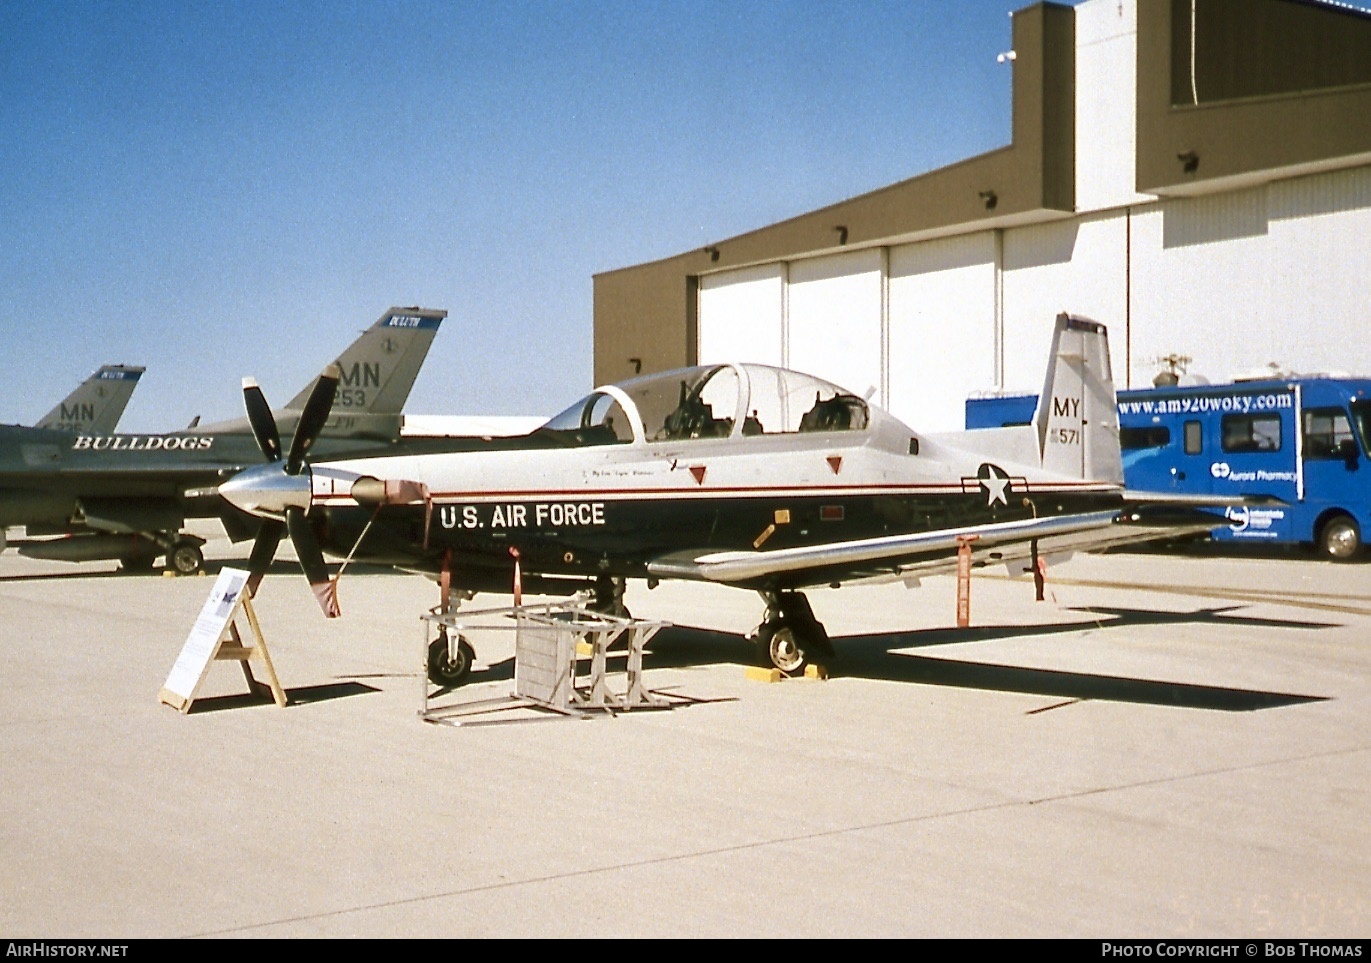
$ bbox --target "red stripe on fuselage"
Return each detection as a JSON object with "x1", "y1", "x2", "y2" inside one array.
[{"x1": 311, "y1": 480, "x2": 1120, "y2": 506}]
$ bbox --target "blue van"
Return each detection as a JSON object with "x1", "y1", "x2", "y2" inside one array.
[{"x1": 965, "y1": 378, "x2": 1371, "y2": 560}]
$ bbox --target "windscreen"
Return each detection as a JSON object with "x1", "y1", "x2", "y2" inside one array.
[
  {"x1": 538, "y1": 391, "x2": 633, "y2": 446},
  {"x1": 1349, "y1": 400, "x2": 1371, "y2": 455}
]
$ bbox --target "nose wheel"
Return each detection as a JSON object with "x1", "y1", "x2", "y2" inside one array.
[{"x1": 427, "y1": 630, "x2": 476, "y2": 687}]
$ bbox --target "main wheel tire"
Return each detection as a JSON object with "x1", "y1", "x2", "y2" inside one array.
[
  {"x1": 167, "y1": 541, "x2": 204, "y2": 575},
  {"x1": 427, "y1": 634, "x2": 475, "y2": 686},
  {"x1": 756, "y1": 622, "x2": 808, "y2": 674},
  {"x1": 591, "y1": 577, "x2": 631, "y2": 619},
  {"x1": 1318, "y1": 515, "x2": 1362, "y2": 561}
]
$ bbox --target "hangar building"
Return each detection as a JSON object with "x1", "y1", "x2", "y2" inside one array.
[{"x1": 593, "y1": 0, "x2": 1371, "y2": 431}]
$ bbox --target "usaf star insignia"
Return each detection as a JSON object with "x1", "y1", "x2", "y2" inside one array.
[{"x1": 977, "y1": 462, "x2": 1011, "y2": 507}]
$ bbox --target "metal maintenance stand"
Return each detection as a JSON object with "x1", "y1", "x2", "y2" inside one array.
[{"x1": 418, "y1": 596, "x2": 673, "y2": 726}]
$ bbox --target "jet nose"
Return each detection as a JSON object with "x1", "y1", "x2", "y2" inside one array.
[{"x1": 218, "y1": 462, "x2": 312, "y2": 517}]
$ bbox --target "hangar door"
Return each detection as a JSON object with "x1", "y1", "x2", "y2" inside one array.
[
  {"x1": 787, "y1": 250, "x2": 884, "y2": 404},
  {"x1": 888, "y1": 233, "x2": 997, "y2": 431},
  {"x1": 697, "y1": 264, "x2": 785, "y2": 367},
  {"x1": 697, "y1": 241, "x2": 1000, "y2": 431},
  {"x1": 696, "y1": 250, "x2": 885, "y2": 407}
]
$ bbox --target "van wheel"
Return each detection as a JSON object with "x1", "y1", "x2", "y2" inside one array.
[{"x1": 1318, "y1": 515, "x2": 1361, "y2": 561}]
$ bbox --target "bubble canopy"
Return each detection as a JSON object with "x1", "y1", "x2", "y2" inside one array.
[{"x1": 538, "y1": 364, "x2": 870, "y2": 447}]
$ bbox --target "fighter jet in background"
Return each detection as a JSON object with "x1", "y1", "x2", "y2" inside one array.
[
  {"x1": 32, "y1": 365, "x2": 145, "y2": 434},
  {"x1": 0, "y1": 306, "x2": 445, "y2": 575}
]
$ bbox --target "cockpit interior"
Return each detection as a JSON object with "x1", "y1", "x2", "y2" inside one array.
[{"x1": 538, "y1": 364, "x2": 870, "y2": 447}]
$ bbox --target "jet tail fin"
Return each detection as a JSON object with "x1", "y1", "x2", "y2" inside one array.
[
  {"x1": 1031, "y1": 313, "x2": 1121, "y2": 484},
  {"x1": 285, "y1": 306, "x2": 446, "y2": 438},
  {"x1": 35, "y1": 364, "x2": 145, "y2": 433},
  {"x1": 286, "y1": 306, "x2": 445, "y2": 413}
]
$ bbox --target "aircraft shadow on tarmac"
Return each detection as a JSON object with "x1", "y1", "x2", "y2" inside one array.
[
  {"x1": 0, "y1": 557, "x2": 396, "y2": 584},
  {"x1": 642, "y1": 605, "x2": 1331, "y2": 712},
  {"x1": 5, "y1": 562, "x2": 1329, "y2": 711},
  {"x1": 186, "y1": 681, "x2": 380, "y2": 714},
  {"x1": 0, "y1": 567, "x2": 140, "y2": 584},
  {"x1": 429, "y1": 656, "x2": 517, "y2": 697},
  {"x1": 1108, "y1": 541, "x2": 1368, "y2": 565}
]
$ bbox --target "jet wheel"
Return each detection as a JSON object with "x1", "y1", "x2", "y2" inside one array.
[
  {"x1": 167, "y1": 541, "x2": 204, "y2": 575},
  {"x1": 427, "y1": 633, "x2": 476, "y2": 687},
  {"x1": 756, "y1": 621, "x2": 808, "y2": 675}
]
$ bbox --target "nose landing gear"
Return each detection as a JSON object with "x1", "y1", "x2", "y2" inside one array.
[{"x1": 427, "y1": 629, "x2": 476, "y2": 687}]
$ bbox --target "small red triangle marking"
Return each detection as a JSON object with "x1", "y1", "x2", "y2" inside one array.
[
  {"x1": 689, "y1": 465, "x2": 707, "y2": 485},
  {"x1": 827, "y1": 456, "x2": 843, "y2": 475}
]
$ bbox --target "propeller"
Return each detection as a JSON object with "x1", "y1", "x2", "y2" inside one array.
[{"x1": 219, "y1": 364, "x2": 341, "y2": 617}]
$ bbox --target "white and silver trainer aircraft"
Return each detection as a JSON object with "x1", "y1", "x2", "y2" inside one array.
[{"x1": 218, "y1": 313, "x2": 1228, "y2": 684}]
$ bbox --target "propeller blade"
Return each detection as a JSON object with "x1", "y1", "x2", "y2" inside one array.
[
  {"x1": 242, "y1": 378, "x2": 282, "y2": 463},
  {"x1": 245, "y1": 518, "x2": 285, "y2": 596},
  {"x1": 285, "y1": 364, "x2": 340, "y2": 475},
  {"x1": 287, "y1": 506, "x2": 339, "y2": 618}
]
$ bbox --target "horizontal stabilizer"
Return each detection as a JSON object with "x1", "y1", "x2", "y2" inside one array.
[{"x1": 1123, "y1": 490, "x2": 1286, "y2": 508}]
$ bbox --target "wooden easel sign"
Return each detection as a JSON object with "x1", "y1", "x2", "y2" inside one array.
[{"x1": 159, "y1": 567, "x2": 286, "y2": 713}]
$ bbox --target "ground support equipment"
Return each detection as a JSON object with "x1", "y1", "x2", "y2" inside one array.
[{"x1": 418, "y1": 596, "x2": 676, "y2": 726}]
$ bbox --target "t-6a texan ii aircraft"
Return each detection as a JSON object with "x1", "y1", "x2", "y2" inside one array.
[
  {"x1": 0, "y1": 306, "x2": 444, "y2": 575},
  {"x1": 217, "y1": 313, "x2": 1233, "y2": 683}
]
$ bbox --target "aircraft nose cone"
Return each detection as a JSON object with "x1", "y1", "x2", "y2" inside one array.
[{"x1": 218, "y1": 462, "x2": 312, "y2": 517}]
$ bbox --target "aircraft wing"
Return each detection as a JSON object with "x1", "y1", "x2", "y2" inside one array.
[{"x1": 645, "y1": 506, "x2": 1223, "y2": 589}]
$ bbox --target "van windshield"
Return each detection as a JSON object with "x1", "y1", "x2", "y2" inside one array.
[{"x1": 1349, "y1": 400, "x2": 1371, "y2": 454}]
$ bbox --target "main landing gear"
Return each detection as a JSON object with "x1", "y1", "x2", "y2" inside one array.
[
  {"x1": 750, "y1": 591, "x2": 833, "y2": 675},
  {"x1": 591, "y1": 575, "x2": 631, "y2": 619},
  {"x1": 166, "y1": 538, "x2": 205, "y2": 575},
  {"x1": 118, "y1": 534, "x2": 205, "y2": 575}
]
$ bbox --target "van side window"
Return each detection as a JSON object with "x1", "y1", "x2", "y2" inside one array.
[
  {"x1": 1303, "y1": 407, "x2": 1355, "y2": 459},
  {"x1": 1120, "y1": 426, "x2": 1169, "y2": 450},
  {"x1": 1221, "y1": 414, "x2": 1281, "y2": 453},
  {"x1": 1184, "y1": 420, "x2": 1202, "y2": 454}
]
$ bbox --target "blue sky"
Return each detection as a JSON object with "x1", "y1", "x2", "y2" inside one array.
[{"x1": 2, "y1": 0, "x2": 1031, "y2": 431}]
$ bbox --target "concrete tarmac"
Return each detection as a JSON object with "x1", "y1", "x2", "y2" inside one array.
[{"x1": 1, "y1": 528, "x2": 1367, "y2": 937}]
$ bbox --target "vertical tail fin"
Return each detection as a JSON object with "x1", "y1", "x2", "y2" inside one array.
[
  {"x1": 286, "y1": 306, "x2": 445, "y2": 413},
  {"x1": 284, "y1": 306, "x2": 446, "y2": 438},
  {"x1": 1032, "y1": 313, "x2": 1121, "y2": 483},
  {"x1": 35, "y1": 364, "x2": 144, "y2": 433}
]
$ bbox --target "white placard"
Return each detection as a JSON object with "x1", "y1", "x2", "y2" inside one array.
[{"x1": 162, "y1": 567, "x2": 251, "y2": 702}]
